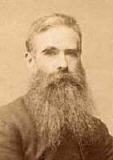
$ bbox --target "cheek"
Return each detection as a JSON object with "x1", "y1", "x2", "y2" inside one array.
[
  {"x1": 35, "y1": 56, "x2": 58, "y2": 73},
  {"x1": 67, "y1": 58, "x2": 78, "y2": 72}
]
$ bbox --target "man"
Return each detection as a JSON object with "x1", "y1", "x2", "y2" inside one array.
[{"x1": 0, "y1": 13, "x2": 113, "y2": 160}]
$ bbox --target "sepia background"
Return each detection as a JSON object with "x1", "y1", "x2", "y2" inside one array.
[{"x1": 0, "y1": 0, "x2": 113, "y2": 134}]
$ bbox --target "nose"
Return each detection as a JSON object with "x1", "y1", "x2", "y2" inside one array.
[{"x1": 57, "y1": 53, "x2": 68, "y2": 72}]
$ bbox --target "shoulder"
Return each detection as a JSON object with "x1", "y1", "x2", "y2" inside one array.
[
  {"x1": 82, "y1": 115, "x2": 111, "y2": 145},
  {"x1": 0, "y1": 96, "x2": 34, "y2": 136},
  {"x1": 0, "y1": 96, "x2": 37, "y2": 147},
  {"x1": 0, "y1": 96, "x2": 27, "y2": 122},
  {"x1": 0, "y1": 97, "x2": 37, "y2": 158},
  {"x1": 91, "y1": 115, "x2": 109, "y2": 133},
  {"x1": 81, "y1": 116, "x2": 113, "y2": 159},
  {"x1": 91, "y1": 115, "x2": 110, "y2": 136}
]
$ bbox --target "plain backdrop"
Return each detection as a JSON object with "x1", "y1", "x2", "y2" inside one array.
[{"x1": 0, "y1": 0, "x2": 113, "y2": 134}]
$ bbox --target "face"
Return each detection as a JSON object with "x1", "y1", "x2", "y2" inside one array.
[
  {"x1": 24, "y1": 26, "x2": 95, "y2": 148},
  {"x1": 30, "y1": 26, "x2": 81, "y2": 75}
]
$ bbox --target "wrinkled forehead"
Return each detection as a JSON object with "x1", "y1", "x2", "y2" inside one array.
[{"x1": 32, "y1": 26, "x2": 80, "y2": 52}]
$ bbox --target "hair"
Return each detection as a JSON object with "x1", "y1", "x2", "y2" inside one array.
[
  {"x1": 24, "y1": 64, "x2": 95, "y2": 148},
  {"x1": 25, "y1": 13, "x2": 82, "y2": 54}
]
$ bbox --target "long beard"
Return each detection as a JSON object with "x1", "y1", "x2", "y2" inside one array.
[{"x1": 24, "y1": 65, "x2": 94, "y2": 148}]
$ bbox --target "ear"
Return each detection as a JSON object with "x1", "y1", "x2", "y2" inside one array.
[{"x1": 24, "y1": 52, "x2": 37, "y2": 73}]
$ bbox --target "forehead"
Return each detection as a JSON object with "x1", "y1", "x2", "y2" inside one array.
[{"x1": 32, "y1": 26, "x2": 79, "y2": 51}]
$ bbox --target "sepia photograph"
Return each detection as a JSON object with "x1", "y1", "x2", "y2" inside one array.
[{"x1": 0, "y1": 0, "x2": 113, "y2": 159}]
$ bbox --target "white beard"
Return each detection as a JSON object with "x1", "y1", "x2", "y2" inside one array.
[{"x1": 24, "y1": 65, "x2": 94, "y2": 148}]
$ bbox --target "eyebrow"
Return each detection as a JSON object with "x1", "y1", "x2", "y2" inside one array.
[
  {"x1": 64, "y1": 48, "x2": 79, "y2": 53},
  {"x1": 42, "y1": 47, "x2": 59, "y2": 53},
  {"x1": 41, "y1": 47, "x2": 79, "y2": 55}
]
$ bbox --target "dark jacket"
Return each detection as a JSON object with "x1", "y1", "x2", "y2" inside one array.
[{"x1": 0, "y1": 97, "x2": 113, "y2": 160}]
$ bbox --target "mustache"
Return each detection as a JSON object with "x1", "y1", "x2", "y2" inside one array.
[
  {"x1": 47, "y1": 73, "x2": 87, "y2": 96},
  {"x1": 31, "y1": 69, "x2": 87, "y2": 91},
  {"x1": 49, "y1": 72, "x2": 85, "y2": 87}
]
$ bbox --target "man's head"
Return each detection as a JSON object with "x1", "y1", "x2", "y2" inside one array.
[
  {"x1": 25, "y1": 13, "x2": 82, "y2": 75},
  {"x1": 24, "y1": 13, "x2": 94, "y2": 149}
]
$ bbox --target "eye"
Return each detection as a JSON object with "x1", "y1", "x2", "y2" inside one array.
[
  {"x1": 65, "y1": 49, "x2": 79, "y2": 57},
  {"x1": 42, "y1": 47, "x2": 59, "y2": 56},
  {"x1": 44, "y1": 50, "x2": 58, "y2": 56}
]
